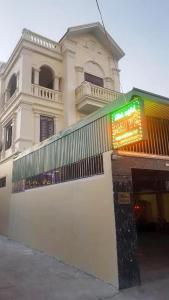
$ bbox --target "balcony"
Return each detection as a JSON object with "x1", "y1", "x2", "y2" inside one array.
[
  {"x1": 31, "y1": 84, "x2": 63, "y2": 103},
  {"x1": 75, "y1": 81, "x2": 121, "y2": 114}
]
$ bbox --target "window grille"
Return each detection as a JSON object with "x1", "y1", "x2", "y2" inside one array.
[
  {"x1": 12, "y1": 154, "x2": 104, "y2": 193},
  {"x1": 121, "y1": 117, "x2": 169, "y2": 156}
]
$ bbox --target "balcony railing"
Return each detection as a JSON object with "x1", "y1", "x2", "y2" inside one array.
[
  {"x1": 75, "y1": 81, "x2": 121, "y2": 104},
  {"x1": 22, "y1": 29, "x2": 60, "y2": 52},
  {"x1": 31, "y1": 84, "x2": 63, "y2": 103}
]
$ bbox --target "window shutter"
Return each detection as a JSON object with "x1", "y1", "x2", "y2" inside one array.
[
  {"x1": 84, "y1": 72, "x2": 104, "y2": 87},
  {"x1": 5, "y1": 122, "x2": 12, "y2": 150},
  {"x1": 40, "y1": 116, "x2": 54, "y2": 142},
  {"x1": 48, "y1": 118, "x2": 54, "y2": 137}
]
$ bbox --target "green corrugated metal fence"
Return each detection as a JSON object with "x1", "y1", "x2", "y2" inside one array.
[{"x1": 12, "y1": 114, "x2": 112, "y2": 182}]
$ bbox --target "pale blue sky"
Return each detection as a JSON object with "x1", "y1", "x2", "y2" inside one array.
[{"x1": 0, "y1": 0, "x2": 169, "y2": 96}]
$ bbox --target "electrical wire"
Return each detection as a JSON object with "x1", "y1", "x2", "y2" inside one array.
[{"x1": 95, "y1": 0, "x2": 127, "y2": 102}]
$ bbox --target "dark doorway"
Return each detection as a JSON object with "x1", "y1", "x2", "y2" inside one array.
[
  {"x1": 132, "y1": 168, "x2": 169, "y2": 283},
  {"x1": 39, "y1": 65, "x2": 54, "y2": 89}
]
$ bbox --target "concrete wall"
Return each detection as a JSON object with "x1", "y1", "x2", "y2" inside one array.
[{"x1": 0, "y1": 152, "x2": 119, "y2": 287}]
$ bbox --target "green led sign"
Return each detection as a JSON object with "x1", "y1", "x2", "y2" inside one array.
[{"x1": 112, "y1": 98, "x2": 145, "y2": 149}]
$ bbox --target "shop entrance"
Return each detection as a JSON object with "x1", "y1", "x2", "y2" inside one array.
[{"x1": 132, "y1": 168, "x2": 169, "y2": 283}]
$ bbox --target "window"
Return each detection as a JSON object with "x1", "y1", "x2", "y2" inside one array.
[
  {"x1": 5, "y1": 121, "x2": 12, "y2": 150},
  {"x1": 31, "y1": 68, "x2": 35, "y2": 84},
  {"x1": 0, "y1": 177, "x2": 6, "y2": 188},
  {"x1": 7, "y1": 74, "x2": 17, "y2": 98},
  {"x1": 84, "y1": 72, "x2": 104, "y2": 87},
  {"x1": 40, "y1": 116, "x2": 54, "y2": 142},
  {"x1": 39, "y1": 65, "x2": 54, "y2": 89}
]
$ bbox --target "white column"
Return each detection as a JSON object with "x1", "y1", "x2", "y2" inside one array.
[
  {"x1": 34, "y1": 112, "x2": 40, "y2": 144},
  {"x1": 54, "y1": 76, "x2": 60, "y2": 91},
  {"x1": 75, "y1": 66, "x2": 84, "y2": 86},
  {"x1": 33, "y1": 68, "x2": 40, "y2": 96},
  {"x1": 20, "y1": 48, "x2": 32, "y2": 94},
  {"x1": 15, "y1": 104, "x2": 34, "y2": 152},
  {"x1": 112, "y1": 67, "x2": 120, "y2": 92},
  {"x1": 104, "y1": 77, "x2": 114, "y2": 89},
  {"x1": 34, "y1": 68, "x2": 40, "y2": 85},
  {"x1": 62, "y1": 43, "x2": 76, "y2": 127}
]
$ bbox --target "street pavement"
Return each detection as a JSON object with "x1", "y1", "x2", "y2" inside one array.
[{"x1": 0, "y1": 235, "x2": 169, "y2": 300}]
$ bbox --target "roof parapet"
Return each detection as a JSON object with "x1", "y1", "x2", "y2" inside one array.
[{"x1": 22, "y1": 28, "x2": 61, "y2": 52}]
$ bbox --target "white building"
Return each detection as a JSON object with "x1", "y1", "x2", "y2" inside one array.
[
  {"x1": 1, "y1": 22, "x2": 169, "y2": 290},
  {"x1": 0, "y1": 22, "x2": 124, "y2": 162}
]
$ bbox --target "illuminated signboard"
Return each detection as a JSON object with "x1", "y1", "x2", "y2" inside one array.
[{"x1": 111, "y1": 98, "x2": 145, "y2": 149}]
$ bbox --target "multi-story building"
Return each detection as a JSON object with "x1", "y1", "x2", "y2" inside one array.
[
  {"x1": 0, "y1": 22, "x2": 124, "y2": 161},
  {"x1": 3, "y1": 23, "x2": 169, "y2": 291}
]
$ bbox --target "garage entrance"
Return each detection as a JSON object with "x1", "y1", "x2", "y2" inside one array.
[{"x1": 132, "y1": 169, "x2": 169, "y2": 283}]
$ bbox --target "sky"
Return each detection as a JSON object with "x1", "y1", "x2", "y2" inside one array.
[{"x1": 0, "y1": 0, "x2": 169, "y2": 96}]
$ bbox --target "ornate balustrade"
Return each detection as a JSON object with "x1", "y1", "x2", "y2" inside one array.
[
  {"x1": 75, "y1": 81, "x2": 121, "y2": 104},
  {"x1": 22, "y1": 29, "x2": 60, "y2": 52},
  {"x1": 31, "y1": 84, "x2": 63, "y2": 103}
]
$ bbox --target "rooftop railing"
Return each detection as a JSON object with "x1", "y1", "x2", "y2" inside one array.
[{"x1": 22, "y1": 29, "x2": 61, "y2": 52}]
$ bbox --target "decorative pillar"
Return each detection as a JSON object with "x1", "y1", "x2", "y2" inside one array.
[
  {"x1": 83, "y1": 81, "x2": 91, "y2": 95},
  {"x1": 14, "y1": 103, "x2": 34, "y2": 152},
  {"x1": 20, "y1": 48, "x2": 32, "y2": 94},
  {"x1": 62, "y1": 40, "x2": 77, "y2": 127},
  {"x1": 104, "y1": 77, "x2": 114, "y2": 90},
  {"x1": 54, "y1": 76, "x2": 60, "y2": 91},
  {"x1": 112, "y1": 67, "x2": 121, "y2": 92},
  {"x1": 75, "y1": 66, "x2": 84, "y2": 86},
  {"x1": 34, "y1": 68, "x2": 40, "y2": 85}
]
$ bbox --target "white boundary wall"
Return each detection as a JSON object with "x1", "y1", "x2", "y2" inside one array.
[{"x1": 0, "y1": 152, "x2": 118, "y2": 287}]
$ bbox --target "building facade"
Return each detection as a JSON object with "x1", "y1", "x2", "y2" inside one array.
[
  {"x1": 1, "y1": 23, "x2": 169, "y2": 291},
  {"x1": 0, "y1": 22, "x2": 124, "y2": 161}
]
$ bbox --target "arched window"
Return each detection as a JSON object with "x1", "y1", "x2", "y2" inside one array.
[
  {"x1": 39, "y1": 65, "x2": 54, "y2": 90},
  {"x1": 7, "y1": 74, "x2": 17, "y2": 98},
  {"x1": 84, "y1": 61, "x2": 104, "y2": 87}
]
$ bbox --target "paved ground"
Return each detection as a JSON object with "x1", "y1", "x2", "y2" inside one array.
[
  {"x1": 0, "y1": 236, "x2": 117, "y2": 300},
  {"x1": 0, "y1": 235, "x2": 169, "y2": 300},
  {"x1": 138, "y1": 232, "x2": 169, "y2": 283}
]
